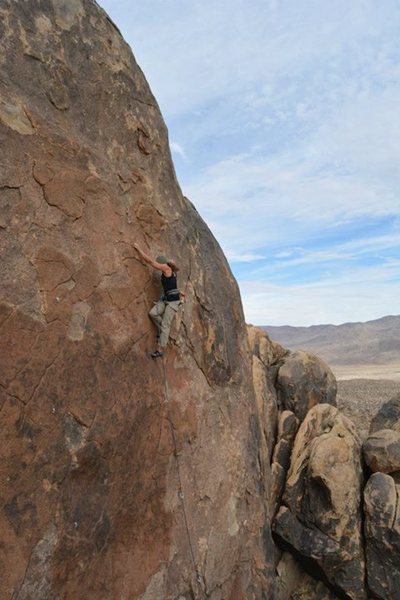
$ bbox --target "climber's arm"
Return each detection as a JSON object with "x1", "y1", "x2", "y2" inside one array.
[{"x1": 133, "y1": 243, "x2": 171, "y2": 274}]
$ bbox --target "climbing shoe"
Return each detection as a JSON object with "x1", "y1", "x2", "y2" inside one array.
[{"x1": 150, "y1": 350, "x2": 164, "y2": 358}]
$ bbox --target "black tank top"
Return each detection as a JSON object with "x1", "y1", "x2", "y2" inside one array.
[{"x1": 161, "y1": 272, "x2": 180, "y2": 301}]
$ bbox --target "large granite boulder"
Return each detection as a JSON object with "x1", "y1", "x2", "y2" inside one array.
[
  {"x1": 0, "y1": 1, "x2": 275, "y2": 598},
  {"x1": 363, "y1": 429, "x2": 400, "y2": 474},
  {"x1": 273, "y1": 404, "x2": 366, "y2": 599},
  {"x1": 364, "y1": 472, "x2": 400, "y2": 599},
  {"x1": 370, "y1": 394, "x2": 400, "y2": 434},
  {"x1": 276, "y1": 351, "x2": 337, "y2": 422}
]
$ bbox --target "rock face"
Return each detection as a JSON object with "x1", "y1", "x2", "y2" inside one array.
[
  {"x1": 0, "y1": 2, "x2": 274, "y2": 598},
  {"x1": 273, "y1": 404, "x2": 366, "y2": 599}
]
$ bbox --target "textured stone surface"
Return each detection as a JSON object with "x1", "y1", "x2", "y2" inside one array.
[
  {"x1": 252, "y1": 354, "x2": 279, "y2": 460},
  {"x1": 276, "y1": 351, "x2": 337, "y2": 422},
  {"x1": 248, "y1": 326, "x2": 287, "y2": 461},
  {"x1": 364, "y1": 472, "x2": 400, "y2": 600},
  {"x1": 276, "y1": 552, "x2": 338, "y2": 600},
  {"x1": 247, "y1": 325, "x2": 287, "y2": 369},
  {"x1": 363, "y1": 429, "x2": 400, "y2": 474},
  {"x1": 273, "y1": 404, "x2": 365, "y2": 599},
  {"x1": 0, "y1": 1, "x2": 274, "y2": 598},
  {"x1": 270, "y1": 411, "x2": 299, "y2": 516},
  {"x1": 369, "y1": 393, "x2": 400, "y2": 434}
]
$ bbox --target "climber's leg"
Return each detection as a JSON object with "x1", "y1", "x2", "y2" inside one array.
[
  {"x1": 159, "y1": 301, "x2": 180, "y2": 349},
  {"x1": 149, "y1": 300, "x2": 165, "y2": 337}
]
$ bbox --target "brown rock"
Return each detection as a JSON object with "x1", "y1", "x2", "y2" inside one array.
[
  {"x1": 370, "y1": 393, "x2": 400, "y2": 434},
  {"x1": 252, "y1": 354, "x2": 279, "y2": 459},
  {"x1": 273, "y1": 404, "x2": 366, "y2": 599},
  {"x1": 247, "y1": 325, "x2": 287, "y2": 368},
  {"x1": 276, "y1": 350, "x2": 337, "y2": 421},
  {"x1": 0, "y1": 1, "x2": 275, "y2": 598},
  {"x1": 248, "y1": 325, "x2": 290, "y2": 502},
  {"x1": 270, "y1": 462, "x2": 288, "y2": 519},
  {"x1": 278, "y1": 410, "x2": 300, "y2": 442},
  {"x1": 270, "y1": 411, "x2": 299, "y2": 515},
  {"x1": 363, "y1": 429, "x2": 400, "y2": 474},
  {"x1": 276, "y1": 552, "x2": 339, "y2": 600},
  {"x1": 364, "y1": 472, "x2": 400, "y2": 599},
  {"x1": 0, "y1": 100, "x2": 35, "y2": 135}
]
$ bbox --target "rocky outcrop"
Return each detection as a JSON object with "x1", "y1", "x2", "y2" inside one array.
[
  {"x1": 276, "y1": 552, "x2": 339, "y2": 600},
  {"x1": 363, "y1": 429, "x2": 400, "y2": 474},
  {"x1": 273, "y1": 404, "x2": 365, "y2": 599},
  {"x1": 276, "y1": 350, "x2": 337, "y2": 421},
  {"x1": 0, "y1": 2, "x2": 274, "y2": 598},
  {"x1": 246, "y1": 331, "x2": 372, "y2": 599},
  {"x1": 361, "y1": 395, "x2": 400, "y2": 599},
  {"x1": 270, "y1": 410, "x2": 299, "y2": 517},
  {"x1": 248, "y1": 326, "x2": 286, "y2": 463},
  {"x1": 369, "y1": 394, "x2": 400, "y2": 434},
  {"x1": 364, "y1": 473, "x2": 400, "y2": 599}
]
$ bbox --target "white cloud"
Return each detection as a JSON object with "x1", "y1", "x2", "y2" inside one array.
[
  {"x1": 243, "y1": 281, "x2": 400, "y2": 327},
  {"x1": 100, "y1": 0, "x2": 400, "y2": 122},
  {"x1": 185, "y1": 140, "x2": 400, "y2": 258},
  {"x1": 242, "y1": 267, "x2": 400, "y2": 326},
  {"x1": 310, "y1": 89, "x2": 400, "y2": 182},
  {"x1": 225, "y1": 253, "x2": 266, "y2": 263},
  {"x1": 170, "y1": 141, "x2": 188, "y2": 161},
  {"x1": 263, "y1": 233, "x2": 400, "y2": 270}
]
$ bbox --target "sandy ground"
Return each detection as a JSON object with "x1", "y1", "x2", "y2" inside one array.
[
  {"x1": 332, "y1": 363, "x2": 400, "y2": 381},
  {"x1": 336, "y1": 378, "x2": 400, "y2": 439}
]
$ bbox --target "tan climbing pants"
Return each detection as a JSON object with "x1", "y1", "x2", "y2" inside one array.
[{"x1": 149, "y1": 299, "x2": 181, "y2": 348}]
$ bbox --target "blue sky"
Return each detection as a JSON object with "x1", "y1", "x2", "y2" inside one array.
[{"x1": 98, "y1": 0, "x2": 400, "y2": 326}]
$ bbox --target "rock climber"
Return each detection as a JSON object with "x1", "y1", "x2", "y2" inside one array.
[{"x1": 133, "y1": 243, "x2": 185, "y2": 358}]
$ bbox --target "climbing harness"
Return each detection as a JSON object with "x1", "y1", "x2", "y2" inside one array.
[
  {"x1": 164, "y1": 288, "x2": 180, "y2": 301},
  {"x1": 159, "y1": 357, "x2": 206, "y2": 597}
]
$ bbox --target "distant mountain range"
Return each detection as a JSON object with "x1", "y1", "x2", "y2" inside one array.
[{"x1": 263, "y1": 315, "x2": 400, "y2": 367}]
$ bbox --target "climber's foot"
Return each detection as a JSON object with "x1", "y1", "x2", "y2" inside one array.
[{"x1": 150, "y1": 350, "x2": 164, "y2": 358}]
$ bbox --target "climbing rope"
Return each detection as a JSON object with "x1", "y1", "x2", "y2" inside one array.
[{"x1": 160, "y1": 356, "x2": 206, "y2": 597}]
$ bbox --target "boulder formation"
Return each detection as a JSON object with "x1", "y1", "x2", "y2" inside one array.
[
  {"x1": 362, "y1": 395, "x2": 400, "y2": 600},
  {"x1": 363, "y1": 473, "x2": 400, "y2": 599},
  {"x1": 248, "y1": 326, "x2": 400, "y2": 600},
  {"x1": 245, "y1": 329, "x2": 356, "y2": 598},
  {"x1": 369, "y1": 394, "x2": 400, "y2": 434},
  {"x1": 276, "y1": 350, "x2": 337, "y2": 421},
  {"x1": 363, "y1": 429, "x2": 400, "y2": 474},
  {"x1": 273, "y1": 404, "x2": 365, "y2": 599}
]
